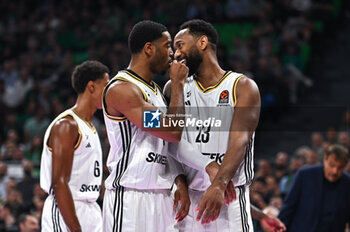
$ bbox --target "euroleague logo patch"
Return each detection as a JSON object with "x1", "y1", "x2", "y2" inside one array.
[{"x1": 219, "y1": 90, "x2": 229, "y2": 104}]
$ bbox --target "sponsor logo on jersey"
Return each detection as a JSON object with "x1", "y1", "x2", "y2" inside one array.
[
  {"x1": 218, "y1": 90, "x2": 229, "y2": 104},
  {"x1": 86, "y1": 142, "x2": 91, "y2": 148},
  {"x1": 146, "y1": 152, "x2": 167, "y2": 165},
  {"x1": 79, "y1": 184, "x2": 101, "y2": 192},
  {"x1": 202, "y1": 152, "x2": 225, "y2": 164},
  {"x1": 143, "y1": 110, "x2": 161, "y2": 128}
]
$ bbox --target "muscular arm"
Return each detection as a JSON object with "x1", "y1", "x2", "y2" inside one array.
[
  {"x1": 196, "y1": 76, "x2": 261, "y2": 224},
  {"x1": 212, "y1": 76, "x2": 260, "y2": 186},
  {"x1": 49, "y1": 117, "x2": 81, "y2": 232},
  {"x1": 105, "y1": 61, "x2": 188, "y2": 142}
]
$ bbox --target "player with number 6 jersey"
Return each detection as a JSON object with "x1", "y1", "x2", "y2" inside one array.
[{"x1": 40, "y1": 61, "x2": 109, "y2": 232}]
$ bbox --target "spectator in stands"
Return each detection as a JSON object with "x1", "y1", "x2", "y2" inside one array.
[
  {"x1": 338, "y1": 131, "x2": 350, "y2": 149},
  {"x1": 0, "y1": 140, "x2": 23, "y2": 161},
  {"x1": 24, "y1": 135, "x2": 42, "y2": 168},
  {"x1": 326, "y1": 126, "x2": 338, "y2": 144},
  {"x1": 279, "y1": 144, "x2": 350, "y2": 232},
  {"x1": 265, "y1": 175, "x2": 280, "y2": 199},
  {"x1": 273, "y1": 152, "x2": 289, "y2": 181},
  {"x1": 18, "y1": 213, "x2": 39, "y2": 232},
  {"x1": 23, "y1": 104, "x2": 50, "y2": 143},
  {"x1": 0, "y1": 59, "x2": 19, "y2": 89},
  {"x1": 251, "y1": 177, "x2": 269, "y2": 209},
  {"x1": 5, "y1": 187, "x2": 24, "y2": 218},
  {"x1": 311, "y1": 132, "x2": 324, "y2": 158},
  {"x1": 256, "y1": 159, "x2": 272, "y2": 178},
  {"x1": 294, "y1": 145, "x2": 312, "y2": 161},
  {"x1": 0, "y1": 162, "x2": 9, "y2": 202},
  {"x1": 31, "y1": 191, "x2": 45, "y2": 222},
  {"x1": 305, "y1": 149, "x2": 321, "y2": 166},
  {"x1": 279, "y1": 155, "x2": 305, "y2": 197},
  {"x1": 0, "y1": 202, "x2": 16, "y2": 231},
  {"x1": 18, "y1": 160, "x2": 38, "y2": 206}
]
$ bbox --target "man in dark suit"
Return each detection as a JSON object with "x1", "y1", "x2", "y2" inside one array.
[{"x1": 278, "y1": 144, "x2": 350, "y2": 232}]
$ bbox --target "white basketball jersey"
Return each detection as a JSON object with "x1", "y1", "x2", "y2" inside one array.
[
  {"x1": 103, "y1": 70, "x2": 177, "y2": 190},
  {"x1": 183, "y1": 71, "x2": 254, "y2": 191},
  {"x1": 40, "y1": 109, "x2": 103, "y2": 202}
]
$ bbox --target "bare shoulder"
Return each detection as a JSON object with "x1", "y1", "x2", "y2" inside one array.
[
  {"x1": 105, "y1": 80, "x2": 145, "y2": 103},
  {"x1": 237, "y1": 75, "x2": 259, "y2": 92},
  {"x1": 236, "y1": 75, "x2": 260, "y2": 106},
  {"x1": 51, "y1": 115, "x2": 78, "y2": 134}
]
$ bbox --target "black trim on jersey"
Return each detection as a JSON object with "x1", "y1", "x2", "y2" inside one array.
[
  {"x1": 111, "y1": 120, "x2": 132, "y2": 232},
  {"x1": 113, "y1": 123, "x2": 126, "y2": 188},
  {"x1": 119, "y1": 121, "x2": 132, "y2": 186},
  {"x1": 112, "y1": 121, "x2": 132, "y2": 231},
  {"x1": 232, "y1": 74, "x2": 243, "y2": 106},
  {"x1": 238, "y1": 186, "x2": 249, "y2": 232},
  {"x1": 113, "y1": 121, "x2": 132, "y2": 187},
  {"x1": 103, "y1": 78, "x2": 119, "y2": 118},
  {"x1": 124, "y1": 69, "x2": 158, "y2": 93},
  {"x1": 195, "y1": 71, "x2": 231, "y2": 93}
]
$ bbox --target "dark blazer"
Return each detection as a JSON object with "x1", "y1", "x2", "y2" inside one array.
[{"x1": 278, "y1": 165, "x2": 350, "y2": 232}]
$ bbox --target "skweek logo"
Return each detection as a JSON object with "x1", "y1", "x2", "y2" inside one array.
[{"x1": 143, "y1": 110, "x2": 161, "y2": 128}]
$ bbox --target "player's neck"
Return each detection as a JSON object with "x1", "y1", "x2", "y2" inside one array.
[
  {"x1": 72, "y1": 95, "x2": 96, "y2": 123},
  {"x1": 128, "y1": 58, "x2": 154, "y2": 83},
  {"x1": 195, "y1": 57, "x2": 225, "y2": 89}
]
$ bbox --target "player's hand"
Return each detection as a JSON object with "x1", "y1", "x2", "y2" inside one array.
[
  {"x1": 174, "y1": 182, "x2": 190, "y2": 222},
  {"x1": 260, "y1": 215, "x2": 286, "y2": 232},
  {"x1": 205, "y1": 162, "x2": 236, "y2": 205},
  {"x1": 205, "y1": 161, "x2": 220, "y2": 183},
  {"x1": 169, "y1": 60, "x2": 188, "y2": 84},
  {"x1": 224, "y1": 180, "x2": 235, "y2": 205},
  {"x1": 195, "y1": 181, "x2": 225, "y2": 225}
]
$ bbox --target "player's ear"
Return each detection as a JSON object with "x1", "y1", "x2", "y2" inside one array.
[
  {"x1": 144, "y1": 42, "x2": 155, "y2": 57},
  {"x1": 86, "y1": 80, "x2": 95, "y2": 93},
  {"x1": 197, "y1": 35, "x2": 209, "y2": 51}
]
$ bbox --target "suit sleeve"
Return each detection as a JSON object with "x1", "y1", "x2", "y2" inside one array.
[{"x1": 278, "y1": 169, "x2": 304, "y2": 229}]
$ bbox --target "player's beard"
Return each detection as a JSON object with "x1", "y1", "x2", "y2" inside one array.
[{"x1": 186, "y1": 46, "x2": 203, "y2": 76}]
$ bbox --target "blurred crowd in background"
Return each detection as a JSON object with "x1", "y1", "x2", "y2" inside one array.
[{"x1": 0, "y1": 0, "x2": 349, "y2": 231}]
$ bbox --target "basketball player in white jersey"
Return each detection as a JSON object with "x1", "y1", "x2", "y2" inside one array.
[
  {"x1": 165, "y1": 19, "x2": 285, "y2": 232},
  {"x1": 102, "y1": 20, "x2": 193, "y2": 232},
  {"x1": 40, "y1": 61, "x2": 109, "y2": 232}
]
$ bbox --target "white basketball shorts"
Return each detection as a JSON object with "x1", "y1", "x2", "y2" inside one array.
[
  {"x1": 177, "y1": 185, "x2": 253, "y2": 232},
  {"x1": 41, "y1": 195, "x2": 102, "y2": 232},
  {"x1": 103, "y1": 187, "x2": 178, "y2": 232}
]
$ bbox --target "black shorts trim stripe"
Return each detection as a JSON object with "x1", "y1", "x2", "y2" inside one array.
[
  {"x1": 51, "y1": 198, "x2": 57, "y2": 232},
  {"x1": 51, "y1": 197, "x2": 62, "y2": 232},
  {"x1": 113, "y1": 186, "x2": 125, "y2": 232},
  {"x1": 238, "y1": 186, "x2": 249, "y2": 232},
  {"x1": 244, "y1": 139, "x2": 253, "y2": 185}
]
